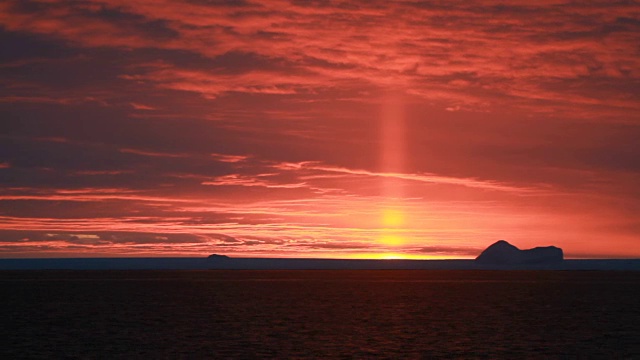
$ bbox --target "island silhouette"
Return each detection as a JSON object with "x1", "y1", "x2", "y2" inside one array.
[
  {"x1": 2, "y1": 241, "x2": 639, "y2": 270},
  {"x1": 205, "y1": 240, "x2": 565, "y2": 270},
  {"x1": 475, "y1": 240, "x2": 563, "y2": 265}
]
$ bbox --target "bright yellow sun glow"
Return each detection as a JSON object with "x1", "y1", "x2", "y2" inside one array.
[
  {"x1": 379, "y1": 207, "x2": 405, "y2": 246},
  {"x1": 379, "y1": 234, "x2": 404, "y2": 246},
  {"x1": 382, "y1": 208, "x2": 404, "y2": 227},
  {"x1": 345, "y1": 253, "x2": 454, "y2": 260}
]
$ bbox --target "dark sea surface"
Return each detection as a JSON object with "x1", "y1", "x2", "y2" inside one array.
[{"x1": 2, "y1": 270, "x2": 639, "y2": 359}]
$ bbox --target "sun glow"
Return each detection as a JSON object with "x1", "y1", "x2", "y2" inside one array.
[
  {"x1": 382, "y1": 208, "x2": 404, "y2": 227},
  {"x1": 379, "y1": 206, "x2": 407, "y2": 246},
  {"x1": 345, "y1": 252, "x2": 449, "y2": 260},
  {"x1": 379, "y1": 233, "x2": 404, "y2": 246},
  {"x1": 380, "y1": 253, "x2": 406, "y2": 259},
  {"x1": 376, "y1": 93, "x2": 409, "y2": 251}
]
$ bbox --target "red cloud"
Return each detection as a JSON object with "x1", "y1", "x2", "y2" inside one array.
[{"x1": 1, "y1": 0, "x2": 637, "y2": 117}]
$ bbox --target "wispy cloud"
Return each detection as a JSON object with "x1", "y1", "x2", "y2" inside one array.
[
  {"x1": 274, "y1": 161, "x2": 535, "y2": 193},
  {"x1": 130, "y1": 102, "x2": 156, "y2": 110},
  {"x1": 119, "y1": 148, "x2": 189, "y2": 158},
  {"x1": 201, "y1": 174, "x2": 307, "y2": 189},
  {"x1": 210, "y1": 153, "x2": 248, "y2": 163}
]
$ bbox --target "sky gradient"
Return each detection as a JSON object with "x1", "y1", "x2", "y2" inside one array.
[{"x1": 1, "y1": 0, "x2": 639, "y2": 259}]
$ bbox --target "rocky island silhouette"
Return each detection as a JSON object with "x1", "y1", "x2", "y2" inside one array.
[{"x1": 475, "y1": 240, "x2": 563, "y2": 265}]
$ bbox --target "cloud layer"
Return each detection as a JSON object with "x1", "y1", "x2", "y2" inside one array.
[{"x1": 1, "y1": 0, "x2": 639, "y2": 258}]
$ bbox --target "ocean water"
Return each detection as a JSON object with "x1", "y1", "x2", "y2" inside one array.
[{"x1": 2, "y1": 270, "x2": 639, "y2": 358}]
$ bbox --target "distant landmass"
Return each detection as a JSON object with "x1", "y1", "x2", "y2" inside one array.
[
  {"x1": 206, "y1": 241, "x2": 566, "y2": 269},
  {"x1": 1, "y1": 241, "x2": 639, "y2": 270},
  {"x1": 475, "y1": 240, "x2": 563, "y2": 265}
]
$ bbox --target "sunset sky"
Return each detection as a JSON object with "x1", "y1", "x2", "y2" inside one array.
[{"x1": 1, "y1": 0, "x2": 639, "y2": 259}]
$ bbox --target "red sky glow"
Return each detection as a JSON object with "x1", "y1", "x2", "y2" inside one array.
[{"x1": 1, "y1": 0, "x2": 639, "y2": 259}]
